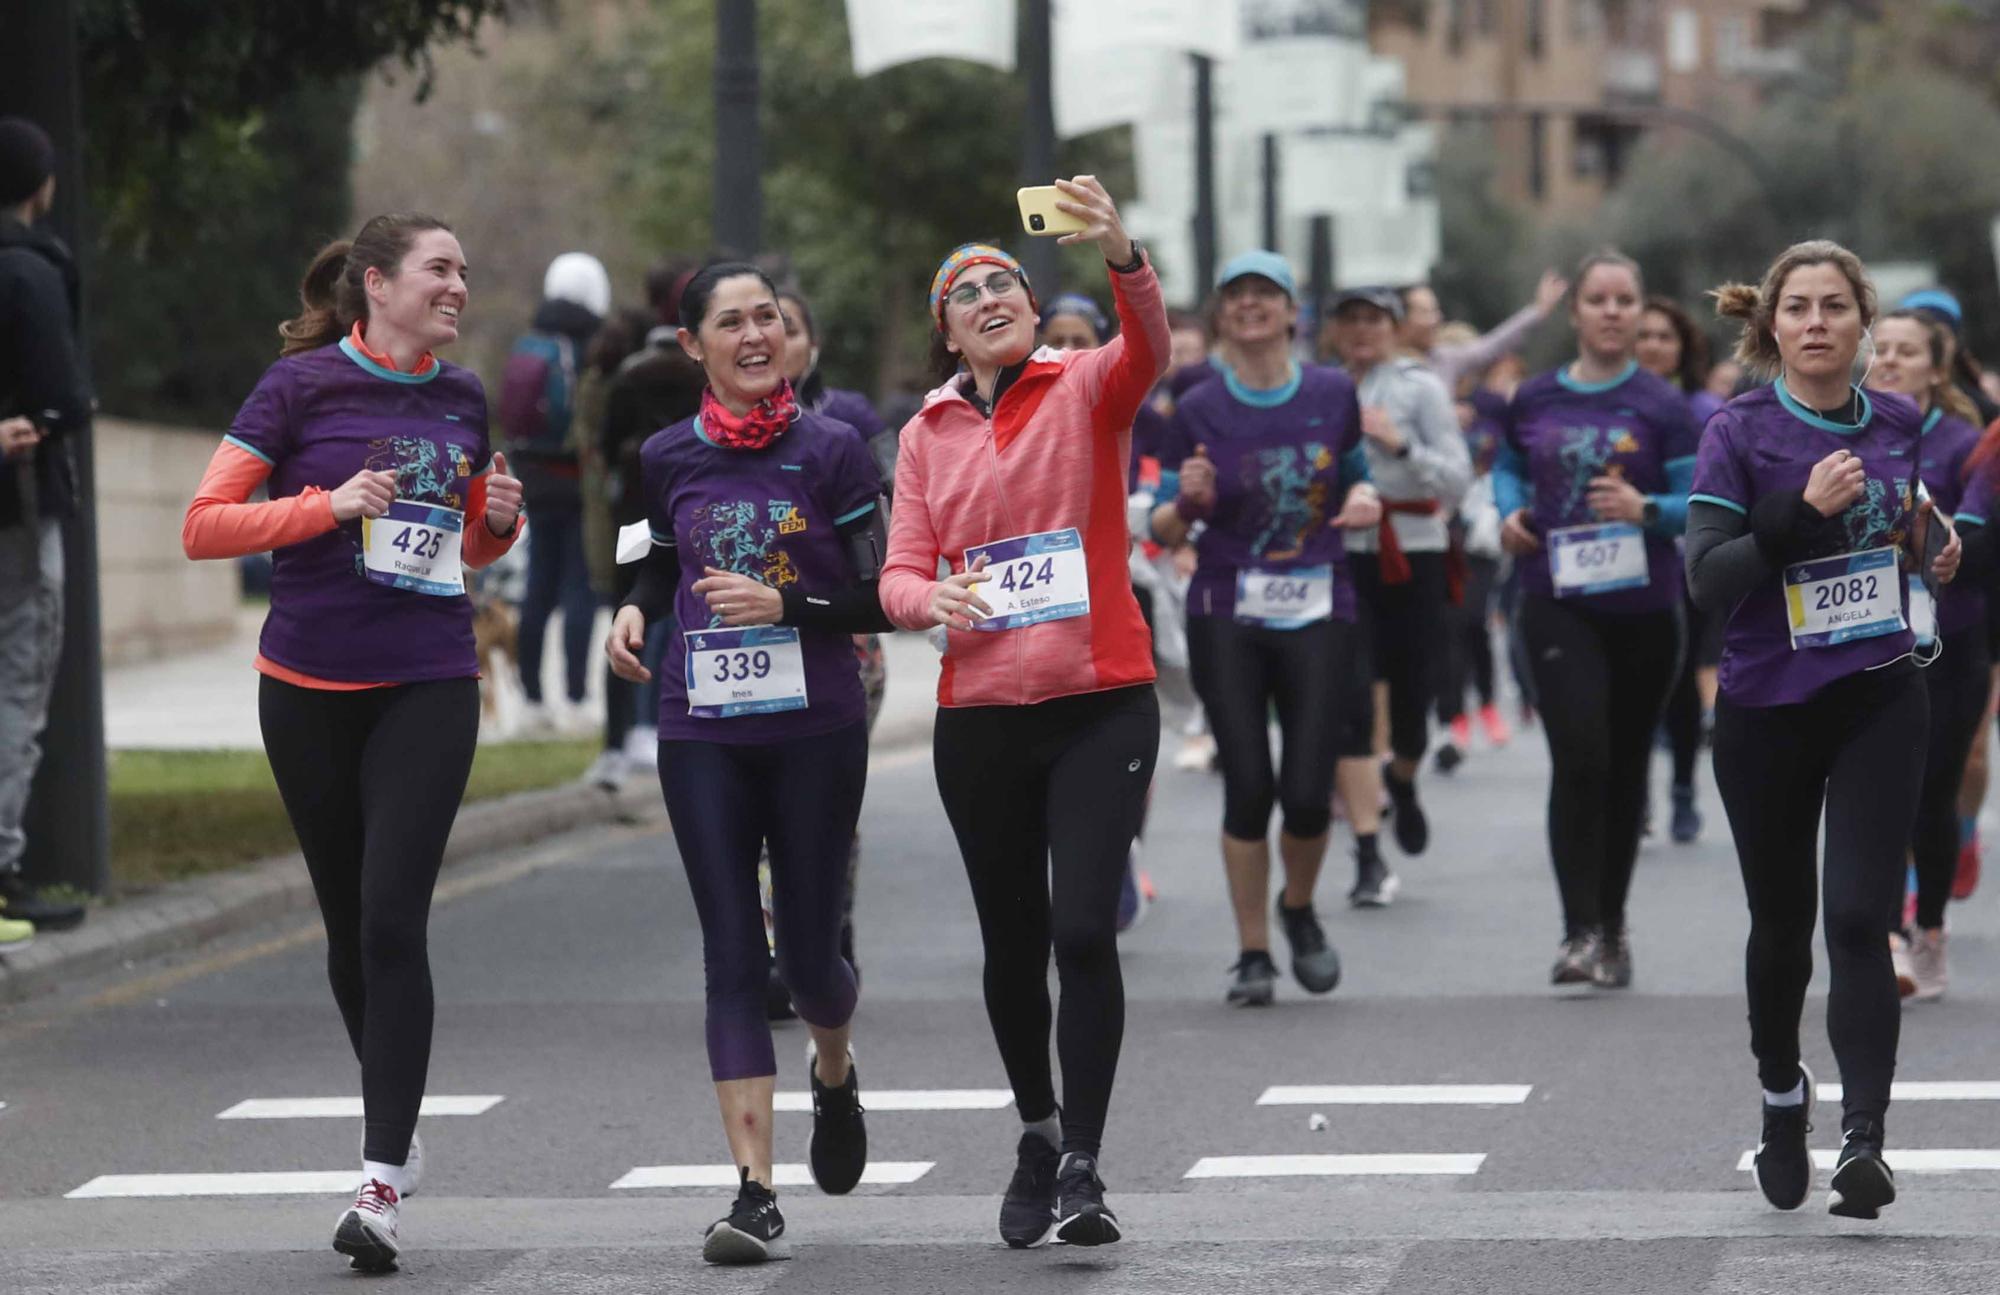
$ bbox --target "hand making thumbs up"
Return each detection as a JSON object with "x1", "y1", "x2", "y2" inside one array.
[{"x1": 484, "y1": 451, "x2": 524, "y2": 536}]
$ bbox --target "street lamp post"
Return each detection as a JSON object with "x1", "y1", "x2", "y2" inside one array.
[
  {"x1": 714, "y1": 0, "x2": 762, "y2": 255},
  {"x1": 1019, "y1": 0, "x2": 1058, "y2": 295}
]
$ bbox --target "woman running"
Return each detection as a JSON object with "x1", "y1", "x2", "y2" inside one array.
[
  {"x1": 1636, "y1": 295, "x2": 1723, "y2": 843},
  {"x1": 182, "y1": 214, "x2": 520, "y2": 1272},
  {"x1": 1872, "y1": 308, "x2": 1993, "y2": 1000},
  {"x1": 606, "y1": 261, "x2": 890, "y2": 1264},
  {"x1": 877, "y1": 177, "x2": 1167, "y2": 1248},
  {"x1": 1151, "y1": 251, "x2": 1380, "y2": 1001},
  {"x1": 1496, "y1": 251, "x2": 1698, "y2": 989},
  {"x1": 1687, "y1": 240, "x2": 1960, "y2": 1220}
]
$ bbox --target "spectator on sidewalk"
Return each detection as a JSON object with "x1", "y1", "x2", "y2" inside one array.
[
  {"x1": 501, "y1": 252, "x2": 609, "y2": 734},
  {"x1": 0, "y1": 116, "x2": 89, "y2": 942}
]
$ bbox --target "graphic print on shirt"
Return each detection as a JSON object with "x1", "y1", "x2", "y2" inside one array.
[
  {"x1": 1837, "y1": 475, "x2": 1909, "y2": 556},
  {"x1": 1246, "y1": 442, "x2": 1332, "y2": 559},
  {"x1": 350, "y1": 436, "x2": 475, "y2": 578},
  {"x1": 1553, "y1": 425, "x2": 1638, "y2": 519},
  {"x1": 690, "y1": 498, "x2": 801, "y2": 626}
]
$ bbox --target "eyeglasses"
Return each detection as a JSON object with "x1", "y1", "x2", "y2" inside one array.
[{"x1": 947, "y1": 270, "x2": 1022, "y2": 311}]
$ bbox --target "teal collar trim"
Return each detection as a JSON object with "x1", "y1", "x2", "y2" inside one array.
[
  {"x1": 338, "y1": 337, "x2": 441, "y2": 385},
  {"x1": 1921, "y1": 406, "x2": 1944, "y2": 437},
  {"x1": 693, "y1": 413, "x2": 716, "y2": 447},
  {"x1": 1555, "y1": 358, "x2": 1639, "y2": 395},
  {"x1": 1774, "y1": 379, "x2": 1871, "y2": 435},
  {"x1": 1223, "y1": 360, "x2": 1302, "y2": 409}
]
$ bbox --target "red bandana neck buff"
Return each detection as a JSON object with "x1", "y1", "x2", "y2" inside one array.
[{"x1": 700, "y1": 381, "x2": 799, "y2": 451}]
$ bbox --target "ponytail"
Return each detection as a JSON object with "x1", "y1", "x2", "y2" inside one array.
[
  {"x1": 278, "y1": 240, "x2": 354, "y2": 356},
  {"x1": 276, "y1": 213, "x2": 454, "y2": 357}
]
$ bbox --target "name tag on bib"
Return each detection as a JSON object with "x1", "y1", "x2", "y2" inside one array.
[
  {"x1": 1784, "y1": 547, "x2": 1904, "y2": 649},
  {"x1": 1235, "y1": 566, "x2": 1333, "y2": 628},
  {"x1": 684, "y1": 626, "x2": 808, "y2": 718},
  {"x1": 1549, "y1": 523, "x2": 1648, "y2": 597},
  {"x1": 362, "y1": 501, "x2": 465, "y2": 596},
  {"x1": 964, "y1": 528, "x2": 1090, "y2": 632}
]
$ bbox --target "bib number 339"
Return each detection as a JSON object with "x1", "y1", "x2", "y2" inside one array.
[
  {"x1": 362, "y1": 501, "x2": 465, "y2": 596},
  {"x1": 684, "y1": 626, "x2": 808, "y2": 718},
  {"x1": 963, "y1": 528, "x2": 1091, "y2": 632},
  {"x1": 1785, "y1": 547, "x2": 1905, "y2": 649}
]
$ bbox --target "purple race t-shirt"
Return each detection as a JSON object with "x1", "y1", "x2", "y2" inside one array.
[
  {"x1": 226, "y1": 340, "x2": 489, "y2": 683},
  {"x1": 1916, "y1": 408, "x2": 1986, "y2": 635},
  {"x1": 1165, "y1": 362, "x2": 1367, "y2": 624},
  {"x1": 1690, "y1": 384, "x2": 1926, "y2": 706},
  {"x1": 1503, "y1": 362, "x2": 1699, "y2": 614},
  {"x1": 642, "y1": 408, "x2": 881, "y2": 744}
]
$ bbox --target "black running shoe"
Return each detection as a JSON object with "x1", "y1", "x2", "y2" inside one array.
[
  {"x1": 1225, "y1": 950, "x2": 1278, "y2": 1006},
  {"x1": 807, "y1": 1049, "x2": 867, "y2": 1195},
  {"x1": 1054, "y1": 1152, "x2": 1121, "y2": 1246},
  {"x1": 1752, "y1": 1062, "x2": 1814, "y2": 1211},
  {"x1": 1828, "y1": 1119, "x2": 1896, "y2": 1220},
  {"x1": 1593, "y1": 927, "x2": 1633, "y2": 989},
  {"x1": 1384, "y1": 761, "x2": 1429, "y2": 855},
  {"x1": 999, "y1": 1131, "x2": 1060, "y2": 1248},
  {"x1": 1434, "y1": 742, "x2": 1464, "y2": 774},
  {"x1": 703, "y1": 1168, "x2": 790, "y2": 1264},
  {"x1": 1550, "y1": 930, "x2": 1601, "y2": 985},
  {"x1": 1349, "y1": 851, "x2": 1400, "y2": 909},
  {"x1": 1275, "y1": 896, "x2": 1342, "y2": 993}
]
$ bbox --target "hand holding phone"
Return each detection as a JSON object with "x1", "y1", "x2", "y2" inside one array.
[{"x1": 1017, "y1": 186, "x2": 1089, "y2": 238}]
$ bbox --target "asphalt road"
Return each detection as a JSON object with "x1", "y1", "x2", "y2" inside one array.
[{"x1": 7, "y1": 718, "x2": 2000, "y2": 1293}]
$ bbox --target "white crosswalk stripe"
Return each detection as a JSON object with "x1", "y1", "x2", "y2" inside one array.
[
  {"x1": 216, "y1": 1095, "x2": 504, "y2": 1119},
  {"x1": 610, "y1": 1162, "x2": 934, "y2": 1189}
]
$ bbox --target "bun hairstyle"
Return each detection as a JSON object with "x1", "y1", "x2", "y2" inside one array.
[
  {"x1": 278, "y1": 213, "x2": 453, "y2": 356},
  {"x1": 1711, "y1": 239, "x2": 1876, "y2": 376}
]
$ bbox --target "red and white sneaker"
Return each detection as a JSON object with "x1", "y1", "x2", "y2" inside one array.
[
  {"x1": 1953, "y1": 836, "x2": 1981, "y2": 901},
  {"x1": 1479, "y1": 703, "x2": 1511, "y2": 747},
  {"x1": 334, "y1": 1178, "x2": 402, "y2": 1272}
]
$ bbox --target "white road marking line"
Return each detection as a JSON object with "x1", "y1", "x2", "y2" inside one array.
[
  {"x1": 610, "y1": 1161, "x2": 935, "y2": 1190},
  {"x1": 771, "y1": 1088, "x2": 1012, "y2": 1113},
  {"x1": 1257, "y1": 1085, "x2": 1532, "y2": 1106},
  {"x1": 1185, "y1": 1154, "x2": 1485, "y2": 1178},
  {"x1": 216, "y1": 1095, "x2": 504, "y2": 1120},
  {"x1": 1819, "y1": 1082, "x2": 2000, "y2": 1102},
  {"x1": 1736, "y1": 1149, "x2": 2000, "y2": 1173},
  {"x1": 68, "y1": 1171, "x2": 361, "y2": 1199}
]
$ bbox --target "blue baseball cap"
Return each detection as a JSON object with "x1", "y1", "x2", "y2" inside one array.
[
  {"x1": 1216, "y1": 250, "x2": 1297, "y2": 300},
  {"x1": 1900, "y1": 288, "x2": 1963, "y2": 331}
]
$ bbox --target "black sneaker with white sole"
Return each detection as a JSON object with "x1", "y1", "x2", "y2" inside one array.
[
  {"x1": 1828, "y1": 1119, "x2": 1896, "y2": 1220},
  {"x1": 999, "y1": 1130, "x2": 1060, "y2": 1248},
  {"x1": 1225, "y1": 950, "x2": 1278, "y2": 1006},
  {"x1": 808, "y1": 1049, "x2": 867, "y2": 1195},
  {"x1": 1751, "y1": 1062, "x2": 1814, "y2": 1211},
  {"x1": 703, "y1": 1168, "x2": 790, "y2": 1264},
  {"x1": 1053, "y1": 1152, "x2": 1121, "y2": 1246},
  {"x1": 1275, "y1": 896, "x2": 1341, "y2": 994},
  {"x1": 1349, "y1": 850, "x2": 1399, "y2": 909}
]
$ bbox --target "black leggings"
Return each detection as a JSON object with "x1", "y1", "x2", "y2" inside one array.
[
  {"x1": 1187, "y1": 615, "x2": 1353, "y2": 841},
  {"x1": 1519, "y1": 597, "x2": 1681, "y2": 937},
  {"x1": 259, "y1": 675, "x2": 481, "y2": 1165},
  {"x1": 1714, "y1": 665, "x2": 1926, "y2": 1133},
  {"x1": 933, "y1": 685, "x2": 1159, "y2": 1158},
  {"x1": 1436, "y1": 555, "x2": 1498, "y2": 725},
  {"x1": 658, "y1": 723, "x2": 868, "y2": 1081},
  {"x1": 1662, "y1": 593, "x2": 1708, "y2": 791},
  {"x1": 1913, "y1": 627, "x2": 1990, "y2": 929},
  {"x1": 1349, "y1": 551, "x2": 1446, "y2": 763}
]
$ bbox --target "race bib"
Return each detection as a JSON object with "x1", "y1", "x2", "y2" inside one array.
[
  {"x1": 963, "y1": 528, "x2": 1090, "y2": 632},
  {"x1": 1235, "y1": 565, "x2": 1334, "y2": 628},
  {"x1": 1549, "y1": 523, "x2": 1649, "y2": 597},
  {"x1": 1784, "y1": 547, "x2": 1905, "y2": 649},
  {"x1": 684, "y1": 626, "x2": 808, "y2": 718},
  {"x1": 1907, "y1": 574, "x2": 1937, "y2": 648},
  {"x1": 362, "y1": 501, "x2": 464, "y2": 596}
]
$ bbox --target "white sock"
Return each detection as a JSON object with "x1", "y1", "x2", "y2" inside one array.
[
  {"x1": 362, "y1": 1159, "x2": 411, "y2": 1197},
  {"x1": 1024, "y1": 1111, "x2": 1061, "y2": 1150},
  {"x1": 1764, "y1": 1078, "x2": 1805, "y2": 1108}
]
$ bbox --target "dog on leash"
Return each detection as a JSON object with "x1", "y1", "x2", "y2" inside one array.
[{"x1": 471, "y1": 593, "x2": 519, "y2": 721}]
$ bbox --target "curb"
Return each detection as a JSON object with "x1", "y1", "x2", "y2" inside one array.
[{"x1": 0, "y1": 779, "x2": 659, "y2": 1007}]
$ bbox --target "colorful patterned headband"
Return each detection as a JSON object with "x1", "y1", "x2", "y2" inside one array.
[{"x1": 929, "y1": 243, "x2": 1035, "y2": 332}]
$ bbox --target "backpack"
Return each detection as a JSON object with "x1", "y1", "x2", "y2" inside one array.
[{"x1": 498, "y1": 329, "x2": 578, "y2": 457}]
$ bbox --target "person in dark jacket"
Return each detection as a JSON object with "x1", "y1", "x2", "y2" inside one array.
[
  {"x1": 0, "y1": 116, "x2": 90, "y2": 939},
  {"x1": 501, "y1": 252, "x2": 609, "y2": 732}
]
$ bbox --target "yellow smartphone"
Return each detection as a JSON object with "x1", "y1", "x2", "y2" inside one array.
[{"x1": 1017, "y1": 185, "x2": 1089, "y2": 237}]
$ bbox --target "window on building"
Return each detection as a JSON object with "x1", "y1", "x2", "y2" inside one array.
[
  {"x1": 1478, "y1": 0, "x2": 1499, "y2": 36},
  {"x1": 1667, "y1": 7, "x2": 1700, "y2": 73},
  {"x1": 1527, "y1": 0, "x2": 1546, "y2": 58},
  {"x1": 1572, "y1": 0, "x2": 1603, "y2": 43},
  {"x1": 1447, "y1": 0, "x2": 1467, "y2": 54},
  {"x1": 1528, "y1": 111, "x2": 1547, "y2": 199}
]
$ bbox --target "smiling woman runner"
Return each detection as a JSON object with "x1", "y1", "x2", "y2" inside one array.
[
  {"x1": 877, "y1": 176, "x2": 1167, "y2": 1248},
  {"x1": 1495, "y1": 250, "x2": 1698, "y2": 990},
  {"x1": 1687, "y1": 240, "x2": 1961, "y2": 1221},
  {"x1": 606, "y1": 260, "x2": 892, "y2": 1266},
  {"x1": 182, "y1": 214, "x2": 522, "y2": 1274}
]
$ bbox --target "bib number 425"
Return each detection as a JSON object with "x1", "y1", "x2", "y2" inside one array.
[{"x1": 390, "y1": 526, "x2": 447, "y2": 561}]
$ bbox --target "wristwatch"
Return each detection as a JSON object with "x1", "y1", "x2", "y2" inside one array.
[
  {"x1": 1108, "y1": 240, "x2": 1145, "y2": 274},
  {"x1": 1640, "y1": 499, "x2": 1661, "y2": 527}
]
